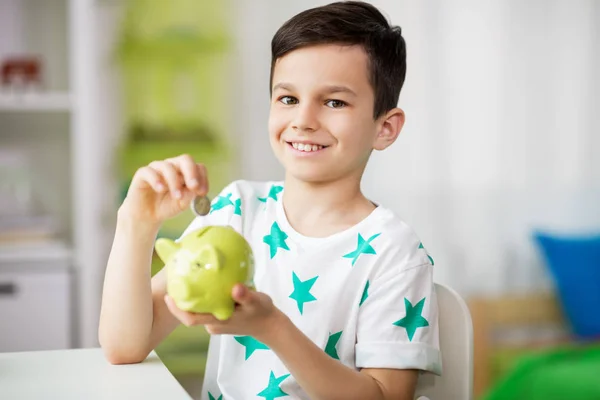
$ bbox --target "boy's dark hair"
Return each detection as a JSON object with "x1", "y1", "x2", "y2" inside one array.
[{"x1": 270, "y1": 1, "x2": 406, "y2": 119}]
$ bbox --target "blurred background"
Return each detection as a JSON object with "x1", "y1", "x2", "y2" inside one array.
[{"x1": 0, "y1": 0, "x2": 598, "y2": 399}]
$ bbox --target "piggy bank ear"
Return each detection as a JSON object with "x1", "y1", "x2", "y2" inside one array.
[
  {"x1": 155, "y1": 238, "x2": 180, "y2": 264},
  {"x1": 196, "y1": 244, "x2": 223, "y2": 270}
]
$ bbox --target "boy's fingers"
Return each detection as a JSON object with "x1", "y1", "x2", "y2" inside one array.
[
  {"x1": 172, "y1": 155, "x2": 206, "y2": 195},
  {"x1": 164, "y1": 295, "x2": 193, "y2": 325},
  {"x1": 232, "y1": 284, "x2": 256, "y2": 306},
  {"x1": 133, "y1": 166, "x2": 166, "y2": 193},
  {"x1": 150, "y1": 161, "x2": 184, "y2": 199},
  {"x1": 164, "y1": 295, "x2": 222, "y2": 326},
  {"x1": 231, "y1": 284, "x2": 245, "y2": 301},
  {"x1": 196, "y1": 163, "x2": 209, "y2": 195},
  {"x1": 192, "y1": 314, "x2": 222, "y2": 326}
]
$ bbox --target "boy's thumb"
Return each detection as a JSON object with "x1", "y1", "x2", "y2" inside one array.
[{"x1": 232, "y1": 284, "x2": 249, "y2": 303}]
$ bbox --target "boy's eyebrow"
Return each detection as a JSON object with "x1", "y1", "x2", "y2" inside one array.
[
  {"x1": 272, "y1": 82, "x2": 357, "y2": 97},
  {"x1": 322, "y1": 85, "x2": 357, "y2": 97},
  {"x1": 272, "y1": 82, "x2": 294, "y2": 92}
]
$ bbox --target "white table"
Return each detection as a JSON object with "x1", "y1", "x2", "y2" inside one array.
[{"x1": 0, "y1": 348, "x2": 193, "y2": 399}]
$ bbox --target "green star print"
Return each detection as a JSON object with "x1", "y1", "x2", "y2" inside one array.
[
  {"x1": 419, "y1": 242, "x2": 435, "y2": 265},
  {"x1": 210, "y1": 193, "x2": 234, "y2": 213},
  {"x1": 258, "y1": 185, "x2": 283, "y2": 203},
  {"x1": 289, "y1": 272, "x2": 318, "y2": 314},
  {"x1": 343, "y1": 233, "x2": 381, "y2": 266},
  {"x1": 393, "y1": 297, "x2": 430, "y2": 341},
  {"x1": 359, "y1": 281, "x2": 370, "y2": 307},
  {"x1": 263, "y1": 222, "x2": 290, "y2": 258},
  {"x1": 325, "y1": 331, "x2": 343, "y2": 360},
  {"x1": 258, "y1": 371, "x2": 290, "y2": 400},
  {"x1": 208, "y1": 392, "x2": 222, "y2": 400},
  {"x1": 234, "y1": 198, "x2": 242, "y2": 216},
  {"x1": 234, "y1": 336, "x2": 269, "y2": 360}
]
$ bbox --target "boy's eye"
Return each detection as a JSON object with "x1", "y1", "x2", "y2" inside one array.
[
  {"x1": 325, "y1": 99, "x2": 347, "y2": 109},
  {"x1": 279, "y1": 96, "x2": 298, "y2": 105}
]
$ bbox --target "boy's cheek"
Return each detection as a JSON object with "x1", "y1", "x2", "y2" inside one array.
[{"x1": 267, "y1": 117, "x2": 287, "y2": 138}]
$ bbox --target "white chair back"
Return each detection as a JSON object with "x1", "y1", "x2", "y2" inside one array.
[{"x1": 415, "y1": 283, "x2": 473, "y2": 400}]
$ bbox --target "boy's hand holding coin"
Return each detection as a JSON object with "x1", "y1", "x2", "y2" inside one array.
[{"x1": 121, "y1": 154, "x2": 210, "y2": 225}]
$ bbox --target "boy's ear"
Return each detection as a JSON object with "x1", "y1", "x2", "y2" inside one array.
[{"x1": 373, "y1": 107, "x2": 405, "y2": 151}]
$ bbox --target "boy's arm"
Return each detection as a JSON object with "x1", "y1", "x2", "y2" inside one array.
[
  {"x1": 98, "y1": 208, "x2": 180, "y2": 364},
  {"x1": 260, "y1": 259, "x2": 438, "y2": 400},
  {"x1": 168, "y1": 289, "x2": 418, "y2": 400},
  {"x1": 99, "y1": 155, "x2": 212, "y2": 364},
  {"x1": 265, "y1": 313, "x2": 418, "y2": 400}
]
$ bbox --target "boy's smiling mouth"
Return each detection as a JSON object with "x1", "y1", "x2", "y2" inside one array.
[{"x1": 286, "y1": 141, "x2": 329, "y2": 153}]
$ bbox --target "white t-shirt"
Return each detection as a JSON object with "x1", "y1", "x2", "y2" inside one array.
[{"x1": 178, "y1": 180, "x2": 442, "y2": 400}]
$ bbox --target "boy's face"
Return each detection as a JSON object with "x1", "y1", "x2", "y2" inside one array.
[{"x1": 269, "y1": 44, "x2": 403, "y2": 184}]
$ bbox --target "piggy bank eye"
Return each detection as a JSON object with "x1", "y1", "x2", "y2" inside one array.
[{"x1": 194, "y1": 262, "x2": 203, "y2": 269}]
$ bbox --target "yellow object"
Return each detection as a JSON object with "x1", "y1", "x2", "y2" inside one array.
[{"x1": 155, "y1": 226, "x2": 254, "y2": 320}]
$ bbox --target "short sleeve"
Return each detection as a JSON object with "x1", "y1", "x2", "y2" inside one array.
[
  {"x1": 177, "y1": 180, "x2": 245, "y2": 241},
  {"x1": 355, "y1": 263, "x2": 442, "y2": 375}
]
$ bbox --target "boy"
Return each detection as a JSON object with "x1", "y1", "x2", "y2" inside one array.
[{"x1": 99, "y1": 2, "x2": 442, "y2": 399}]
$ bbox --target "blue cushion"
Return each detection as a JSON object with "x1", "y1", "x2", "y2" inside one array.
[{"x1": 534, "y1": 232, "x2": 600, "y2": 339}]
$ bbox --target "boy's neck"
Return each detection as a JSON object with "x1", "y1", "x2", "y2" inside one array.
[{"x1": 282, "y1": 173, "x2": 376, "y2": 238}]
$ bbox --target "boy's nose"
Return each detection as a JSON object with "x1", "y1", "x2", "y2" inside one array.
[{"x1": 292, "y1": 104, "x2": 320, "y2": 132}]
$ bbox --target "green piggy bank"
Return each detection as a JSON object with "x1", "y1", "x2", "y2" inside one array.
[{"x1": 155, "y1": 225, "x2": 254, "y2": 321}]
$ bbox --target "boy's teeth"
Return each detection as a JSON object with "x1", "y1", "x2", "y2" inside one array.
[{"x1": 291, "y1": 142, "x2": 323, "y2": 152}]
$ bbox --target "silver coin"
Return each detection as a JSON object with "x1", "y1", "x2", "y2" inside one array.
[{"x1": 191, "y1": 195, "x2": 211, "y2": 216}]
